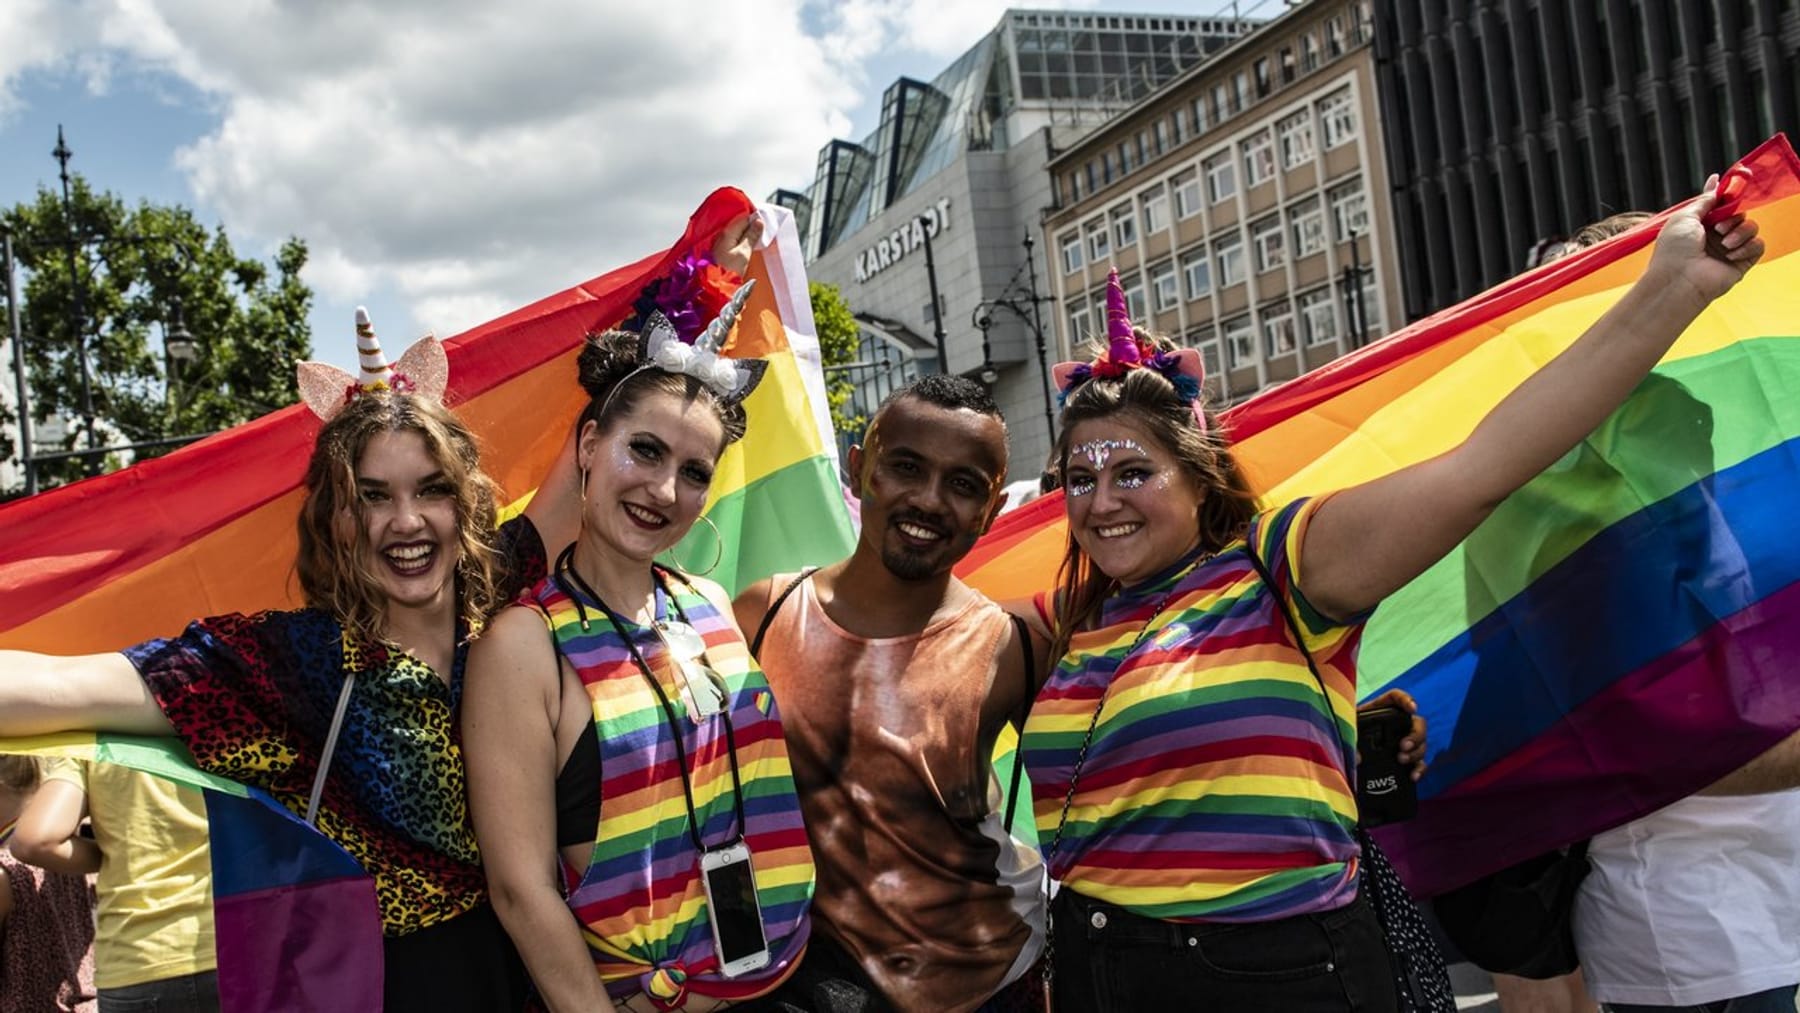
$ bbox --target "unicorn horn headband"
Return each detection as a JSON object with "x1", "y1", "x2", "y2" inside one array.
[
  {"x1": 1050, "y1": 267, "x2": 1208, "y2": 431},
  {"x1": 296, "y1": 307, "x2": 449, "y2": 420},
  {"x1": 634, "y1": 278, "x2": 767, "y2": 405}
]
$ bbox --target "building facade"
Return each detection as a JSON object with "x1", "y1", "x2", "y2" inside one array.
[
  {"x1": 1374, "y1": 0, "x2": 1800, "y2": 319},
  {"x1": 1044, "y1": 0, "x2": 1400, "y2": 406},
  {"x1": 779, "y1": 9, "x2": 1259, "y2": 478}
]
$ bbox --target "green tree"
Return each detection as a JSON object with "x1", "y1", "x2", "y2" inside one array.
[
  {"x1": 809, "y1": 280, "x2": 863, "y2": 437},
  {"x1": 4, "y1": 178, "x2": 312, "y2": 490}
]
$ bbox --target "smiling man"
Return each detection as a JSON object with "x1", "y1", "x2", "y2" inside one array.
[{"x1": 735, "y1": 375, "x2": 1045, "y2": 1013}]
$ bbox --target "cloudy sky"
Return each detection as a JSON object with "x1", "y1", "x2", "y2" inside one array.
[{"x1": 1, "y1": 0, "x2": 1228, "y2": 367}]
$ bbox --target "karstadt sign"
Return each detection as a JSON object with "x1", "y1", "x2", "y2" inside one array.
[{"x1": 853, "y1": 198, "x2": 952, "y2": 284}]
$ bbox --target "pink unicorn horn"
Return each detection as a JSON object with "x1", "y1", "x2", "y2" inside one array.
[{"x1": 1104, "y1": 268, "x2": 1141, "y2": 365}]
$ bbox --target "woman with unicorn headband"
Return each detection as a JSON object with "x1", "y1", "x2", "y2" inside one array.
[
  {"x1": 0, "y1": 308, "x2": 561, "y2": 1011},
  {"x1": 464, "y1": 258, "x2": 816, "y2": 1011},
  {"x1": 1017, "y1": 179, "x2": 1761, "y2": 1012}
]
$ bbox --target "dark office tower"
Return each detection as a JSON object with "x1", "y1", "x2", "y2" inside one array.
[{"x1": 1372, "y1": 0, "x2": 1800, "y2": 321}]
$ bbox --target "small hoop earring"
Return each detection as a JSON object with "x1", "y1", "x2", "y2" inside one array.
[{"x1": 661, "y1": 513, "x2": 724, "y2": 576}]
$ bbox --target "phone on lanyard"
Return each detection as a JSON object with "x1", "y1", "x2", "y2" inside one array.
[
  {"x1": 1355, "y1": 705, "x2": 1418, "y2": 827},
  {"x1": 700, "y1": 841, "x2": 771, "y2": 978}
]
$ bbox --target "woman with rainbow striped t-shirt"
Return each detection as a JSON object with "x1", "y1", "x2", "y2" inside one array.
[{"x1": 1018, "y1": 180, "x2": 1759, "y2": 1011}]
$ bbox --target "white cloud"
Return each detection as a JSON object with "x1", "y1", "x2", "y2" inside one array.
[
  {"x1": 4, "y1": 0, "x2": 865, "y2": 337},
  {"x1": 0, "y1": 0, "x2": 1166, "y2": 344}
]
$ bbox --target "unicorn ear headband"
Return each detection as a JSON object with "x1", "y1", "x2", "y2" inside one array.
[
  {"x1": 1051, "y1": 267, "x2": 1208, "y2": 432},
  {"x1": 296, "y1": 307, "x2": 449, "y2": 421},
  {"x1": 627, "y1": 277, "x2": 767, "y2": 406}
]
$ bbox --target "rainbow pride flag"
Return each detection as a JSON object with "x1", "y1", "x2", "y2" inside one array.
[
  {"x1": 0, "y1": 188, "x2": 853, "y2": 983},
  {"x1": 960, "y1": 135, "x2": 1800, "y2": 896},
  {"x1": 4, "y1": 734, "x2": 382, "y2": 1011}
]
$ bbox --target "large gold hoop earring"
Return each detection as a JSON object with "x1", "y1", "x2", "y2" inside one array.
[{"x1": 660, "y1": 513, "x2": 724, "y2": 576}]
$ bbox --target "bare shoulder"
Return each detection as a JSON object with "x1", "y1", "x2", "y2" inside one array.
[
  {"x1": 731, "y1": 576, "x2": 776, "y2": 643},
  {"x1": 467, "y1": 605, "x2": 558, "y2": 692}
]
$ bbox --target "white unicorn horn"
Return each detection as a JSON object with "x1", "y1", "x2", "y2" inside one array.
[
  {"x1": 695, "y1": 280, "x2": 756, "y2": 354},
  {"x1": 354, "y1": 306, "x2": 394, "y2": 388}
]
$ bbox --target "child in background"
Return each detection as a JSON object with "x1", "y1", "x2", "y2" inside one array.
[
  {"x1": 0, "y1": 754, "x2": 96, "y2": 1013},
  {"x1": 13, "y1": 759, "x2": 218, "y2": 1012}
]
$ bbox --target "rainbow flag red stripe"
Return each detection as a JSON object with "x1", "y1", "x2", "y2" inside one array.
[{"x1": 962, "y1": 135, "x2": 1800, "y2": 895}]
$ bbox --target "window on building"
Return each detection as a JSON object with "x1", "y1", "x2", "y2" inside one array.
[
  {"x1": 1172, "y1": 107, "x2": 1189, "y2": 144},
  {"x1": 1242, "y1": 130, "x2": 1276, "y2": 187},
  {"x1": 1300, "y1": 30, "x2": 1321, "y2": 72},
  {"x1": 1102, "y1": 151, "x2": 1117, "y2": 185},
  {"x1": 1086, "y1": 220, "x2": 1110, "y2": 261},
  {"x1": 1181, "y1": 247, "x2": 1212, "y2": 299},
  {"x1": 1065, "y1": 299, "x2": 1089, "y2": 345},
  {"x1": 1319, "y1": 89, "x2": 1357, "y2": 149},
  {"x1": 1232, "y1": 71, "x2": 1251, "y2": 112},
  {"x1": 1263, "y1": 302, "x2": 1298, "y2": 358},
  {"x1": 1122, "y1": 277, "x2": 1148, "y2": 321},
  {"x1": 1251, "y1": 215, "x2": 1286, "y2": 272},
  {"x1": 1066, "y1": 171, "x2": 1083, "y2": 203},
  {"x1": 1330, "y1": 181, "x2": 1369, "y2": 241},
  {"x1": 1118, "y1": 142, "x2": 1135, "y2": 176},
  {"x1": 1111, "y1": 203, "x2": 1137, "y2": 249},
  {"x1": 1086, "y1": 160, "x2": 1099, "y2": 193},
  {"x1": 1205, "y1": 154, "x2": 1237, "y2": 203},
  {"x1": 1326, "y1": 14, "x2": 1347, "y2": 56},
  {"x1": 1278, "y1": 111, "x2": 1316, "y2": 168},
  {"x1": 1152, "y1": 120, "x2": 1170, "y2": 156},
  {"x1": 1254, "y1": 57, "x2": 1272, "y2": 97},
  {"x1": 1150, "y1": 260, "x2": 1180, "y2": 311},
  {"x1": 1359, "y1": 273, "x2": 1383, "y2": 335},
  {"x1": 1352, "y1": 1, "x2": 1375, "y2": 44},
  {"x1": 1192, "y1": 96, "x2": 1209, "y2": 135},
  {"x1": 1210, "y1": 84, "x2": 1231, "y2": 124},
  {"x1": 1172, "y1": 169, "x2": 1202, "y2": 219},
  {"x1": 1280, "y1": 45, "x2": 1297, "y2": 84},
  {"x1": 1195, "y1": 332, "x2": 1223, "y2": 378},
  {"x1": 1289, "y1": 197, "x2": 1327, "y2": 257},
  {"x1": 1224, "y1": 315, "x2": 1255, "y2": 368},
  {"x1": 1215, "y1": 233, "x2": 1246, "y2": 288},
  {"x1": 1061, "y1": 232, "x2": 1084, "y2": 274},
  {"x1": 1141, "y1": 186, "x2": 1169, "y2": 234},
  {"x1": 1298, "y1": 286, "x2": 1338, "y2": 345}
]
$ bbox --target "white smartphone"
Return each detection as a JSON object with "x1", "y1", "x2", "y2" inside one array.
[{"x1": 699, "y1": 841, "x2": 771, "y2": 978}]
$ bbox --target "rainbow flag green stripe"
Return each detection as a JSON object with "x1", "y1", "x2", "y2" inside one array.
[{"x1": 680, "y1": 456, "x2": 857, "y2": 594}]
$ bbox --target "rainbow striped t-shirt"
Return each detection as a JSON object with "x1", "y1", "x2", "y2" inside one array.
[
  {"x1": 1021, "y1": 497, "x2": 1364, "y2": 923},
  {"x1": 529, "y1": 569, "x2": 814, "y2": 1005}
]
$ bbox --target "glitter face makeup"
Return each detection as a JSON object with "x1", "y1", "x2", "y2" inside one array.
[{"x1": 1074, "y1": 438, "x2": 1146, "y2": 471}]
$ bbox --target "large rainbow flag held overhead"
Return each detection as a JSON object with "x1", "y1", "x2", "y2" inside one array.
[
  {"x1": 0, "y1": 188, "x2": 854, "y2": 1002},
  {"x1": 961, "y1": 134, "x2": 1800, "y2": 896}
]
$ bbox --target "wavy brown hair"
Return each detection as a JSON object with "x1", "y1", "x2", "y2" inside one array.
[
  {"x1": 1049, "y1": 353, "x2": 1257, "y2": 663},
  {"x1": 295, "y1": 392, "x2": 503, "y2": 645},
  {"x1": 0, "y1": 754, "x2": 40, "y2": 793}
]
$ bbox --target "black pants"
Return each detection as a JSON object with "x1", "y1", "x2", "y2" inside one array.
[
  {"x1": 383, "y1": 903, "x2": 531, "y2": 1012},
  {"x1": 1049, "y1": 888, "x2": 1399, "y2": 1013}
]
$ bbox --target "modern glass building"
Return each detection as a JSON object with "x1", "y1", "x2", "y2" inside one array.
[{"x1": 779, "y1": 9, "x2": 1258, "y2": 476}]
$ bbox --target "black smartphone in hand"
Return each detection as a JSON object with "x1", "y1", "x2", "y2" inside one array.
[{"x1": 1356, "y1": 705, "x2": 1418, "y2": 828}]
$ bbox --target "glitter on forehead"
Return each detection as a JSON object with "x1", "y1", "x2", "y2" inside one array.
[{"x1": 1074, "y1": 438, "x2": 1145, "y2": 470}]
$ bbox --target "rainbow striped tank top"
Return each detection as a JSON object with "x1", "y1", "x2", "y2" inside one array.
[{"x1": 530, "y1": 569, "x2": 814, "y2": 1005}]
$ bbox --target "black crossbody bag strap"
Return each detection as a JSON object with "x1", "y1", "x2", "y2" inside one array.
[
  {"x1": 1002, "y1": 613, "x2": 1036, "y2": 835},
  {"x1": 748, "y1": 566, "x2": 819, "y2": 660}
]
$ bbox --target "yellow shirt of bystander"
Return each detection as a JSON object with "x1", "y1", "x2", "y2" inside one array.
[{"x1": 40, "y1": 758, "x2": 215, "y2": 989}]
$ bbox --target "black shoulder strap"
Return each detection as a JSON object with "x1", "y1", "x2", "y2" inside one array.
[
  {"x1": 1243, "y1": 545, "x2": 1328, "y2": 700},
  {"x1": 748, "y1": 566, "x2": 819, "y2": 660},
  {"x1": 1002, "y1": 613, "x2": 1035, "y2": 835}
]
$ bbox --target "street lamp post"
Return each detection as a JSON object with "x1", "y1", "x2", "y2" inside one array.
[
  {"x1": 5, "y1": 127, "x2": 215, "y2": 494},
  {"x1": 4, "y1": 225, "x2": 35, "y2": 495},
  {"x1": 969, "y1": 306, "x2": 998, "y2": 386},
  {"x1": 918, "y1": 214, "x2": 949, "y2": 374},
  {"x1": 1020, "y1": 231, "x2": 1055, "y2": 435}
]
